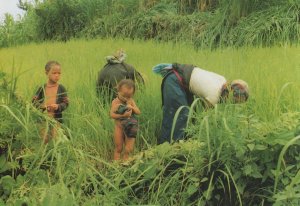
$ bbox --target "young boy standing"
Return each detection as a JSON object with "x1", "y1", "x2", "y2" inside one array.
[{"x1": 32, "y1": 61, "x2": 69, "y2": 143}]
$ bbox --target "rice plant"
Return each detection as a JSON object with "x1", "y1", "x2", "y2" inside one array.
[{"x1": 0, "y1": 39, "x2": 299, "y2": 205}]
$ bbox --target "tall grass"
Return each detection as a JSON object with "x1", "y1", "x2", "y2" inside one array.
[
  {"x1": 1, "y1": 38, "x2": 300, "y2": 144},
  {"x1": 0, "y1": 39, "x2": 300, "y2": 205}
]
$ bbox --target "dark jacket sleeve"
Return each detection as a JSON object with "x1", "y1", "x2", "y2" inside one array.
[
  {"x1": 57, "y1": 85, "x2": 69, "y2": 112},
  {"x1": 32, "y1": 86, "x2": 45, "y2": 111}
]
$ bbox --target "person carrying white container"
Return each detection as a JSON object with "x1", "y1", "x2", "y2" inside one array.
[{"x1": 153, "y1": 63, "x2": 249, "y2": 144}]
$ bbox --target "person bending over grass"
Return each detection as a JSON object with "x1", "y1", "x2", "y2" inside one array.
[
  {"x1": 153, "y1": 63, "x2": 249, "y2": 144},
  {"x1": 32, "y1": 61, "x2": 69, "y2": 144},
  {"x1": 110, "y1": 79, "x2": 141, "y2": 160}
]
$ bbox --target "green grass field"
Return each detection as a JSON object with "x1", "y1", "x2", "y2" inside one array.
[
  {"x1": 2, "y1": 39, "x2": 300, "y2": 113},
  {"x1": 0, "y1": 39, "x2": 300, "y2": 205}
]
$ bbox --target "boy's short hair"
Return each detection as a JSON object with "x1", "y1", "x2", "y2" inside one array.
[
  {"x1": 117, "y1": 79, "x2": 136, "y2": 93},
  {"x1": 45, "y1": 61, "x2": 60, "y2": 73}
]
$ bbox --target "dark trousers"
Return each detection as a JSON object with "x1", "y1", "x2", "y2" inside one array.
[{"x1": 159, "y1": 73, "x2": 189, "y2": 144}]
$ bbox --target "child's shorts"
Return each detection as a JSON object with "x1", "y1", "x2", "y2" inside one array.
[{"x1": 120, "y1": 116, "x2": 138, "y2": 138}]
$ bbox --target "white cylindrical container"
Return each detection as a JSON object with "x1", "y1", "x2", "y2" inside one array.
[{"x1": 189, "y1": 67, "x2": 227, "y2": 106}]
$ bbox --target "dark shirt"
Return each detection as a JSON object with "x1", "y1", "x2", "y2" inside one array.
[{"x1": 32, "y1": 84, "x2": 69, "y2": 123}]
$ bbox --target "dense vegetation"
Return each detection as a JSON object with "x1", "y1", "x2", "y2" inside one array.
[
  {"x1": 0, "y1": 39, "x2": 299, "y2": 205},
  {"x1": 0, "y1": 0, "x2": 299, "y2": 205},
  {"x1": 0, "y1": 0, "x2": 299, "y2": 48}
]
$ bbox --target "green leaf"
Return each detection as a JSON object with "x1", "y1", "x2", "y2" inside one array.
[
  {"x1": 0, "y1": 155, "x2": 6, "y2": 167},
  {"x1": 200, "y1": 177, "x2": 208, "y2": 183},
  {"x1": 243, "y1": 165, "x2": 252, "y2": 176},
  {"x1": 236, "y1": 182, "x2": 246, "y2": 195},
  {"x1": 187, "y1": 183, "x2": 198, "y2": 196},
  {"x1": 254, "y1": 144, "x2": 267, "y2": 150},
  {"x1": 0, "y1": 199, "x2": 5, "y2": 206},
  {"x1": 143, "y1": 165, "x2": 157, "y2": 180},
  {"x1": 189, "y1": 177, "x2": 199, "y2": 182},
  {"x1": 0, "y1": 175, "x2": 15, "y2": 195},
  {"x1": 252, "y1": 170, "x2": 263, "y2": 178},
  {"x1": 0, "y1": 155, "x2": 9, "y2": 173},
  {"x1": 281, "y1": 177, "x2": 290, "y2": 186},
  {"x1": 284, "y1": 165, "x2": 295, "y2": 172},
  {"x1": 16, "y1": 175, "x2": 25, "y2": 186},
  {"x1": 247, "y1": 143, "x2": 255, "y2": 151}
]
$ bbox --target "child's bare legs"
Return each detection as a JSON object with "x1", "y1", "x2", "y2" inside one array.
[
  {"x1": 113, "y1": 123, "x2": 124, "y2": 160},
  {"x1": 40, "y1": 128, "x2": 49, "y2": 144},
  {"x1": 40, "y1": 123, "x2": 50, "y2": 144},
  {"x1": 51, "y1": 123, "x2": 60, "y2": 141},
  {"x1": 123, "y1": 137, "x2": 135, "y2": 160},
  {"x1": 40, "y1": 122, "x2": 60, "y2": 144}
]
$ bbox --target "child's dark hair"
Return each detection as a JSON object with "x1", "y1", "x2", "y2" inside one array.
[
  {"x1": 117, "y1": 79, "x2": 136, "y2": 93},
  {"x1": 45, "y1": 61, "x2": 60, "y2": 73}
]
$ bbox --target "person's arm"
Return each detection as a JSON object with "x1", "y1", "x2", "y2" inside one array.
[
  {"x1": 127, "y1": 99, "x2": 141, "y2": 115},
  {"x1": 32, "y1": 86, "x2": 46, "y2": 111},
  {"x1": 56, "y1": 85, "x2": 69, "y2": 112},
  {"x1": 110, "y1": 100, "x2": 132, "y2": 119}
]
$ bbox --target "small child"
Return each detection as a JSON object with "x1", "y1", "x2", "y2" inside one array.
[
  {"x1": 32, "y1": 61, "x2": 69, "y2": 143},
  {"x1": 110, "y1": 79, "x2": 141, "y2": 160}
]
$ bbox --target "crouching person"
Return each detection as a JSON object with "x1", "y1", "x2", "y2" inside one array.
[{"x1": 96, "y1": 49, "x2": 144, "y2": 103}]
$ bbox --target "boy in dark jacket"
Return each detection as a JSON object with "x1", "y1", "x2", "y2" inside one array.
[{"x1": 32, "y1": 61, "x2": 69, "y2": 143}]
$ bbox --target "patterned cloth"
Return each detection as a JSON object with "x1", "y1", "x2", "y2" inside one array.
[
  {"x1": 116, "y1": 104, "x2": 139, "y2": 138},
  {"x1": 230, "y1": 79, "x2": 249, "y2": 100},
  {"x1": 120, "y1": 116, "x2": 138, "y2": 138},
  {"x1": 115, "y1": 104, "x2": 128, "y2": 114}
]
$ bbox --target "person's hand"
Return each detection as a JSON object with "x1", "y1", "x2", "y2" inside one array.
[
  {"x1": 40, "y1": 104, "x2": 47, "y2": 110},
  {"x1": 51, "y1": 104, "x2": 59, "y2": 111},
  {"x1": 123, "y1": 109, "x2": 132, "y2": 118},
  {"x1": 126, "y1": 105, "x2": 134, "y2": 110},
  {"x1": 47, "y1": 104, "x2": 59, "y2": 111}
]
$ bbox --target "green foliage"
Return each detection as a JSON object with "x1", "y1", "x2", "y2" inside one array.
[
  {"x1": 0, "y1": 40, "x2": 300, "y2": 205},
  {"x1": 0, "y1": 10, "x2": 38, "y2": 48},
  {"x1": 34, "y1": 0, "x2": 89, "y2": 41},
  {"x1": 1, "y1": 0, "x2": 300, "y2": 48},
  {"x1": 230, "y1": 4, "x2": 300, "y2": 47},
  {"x1": 0, "y1": 71, "x2": 26, "y2": 203},
  {"x1": 186, "y1": 103, "x2": 300, "y2": 205}
]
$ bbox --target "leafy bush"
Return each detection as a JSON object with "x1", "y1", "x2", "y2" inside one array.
[
  {"x1": 185, "y1": 102, "x2": 300, "y2": 205},
  {"x1": 34, "y1": 0, "x2": 89, "y2": 41},
  {"x1": 1, "y1": 0, "x2": 300, "y2": 48}
]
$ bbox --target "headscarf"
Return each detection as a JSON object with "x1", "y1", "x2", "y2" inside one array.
[
  {"x1": 152, "y1": 63, "x2": 173, "y2": 77},
  {"x1": 230, "y1": 79, "x2": 249, "y2": 100}
]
